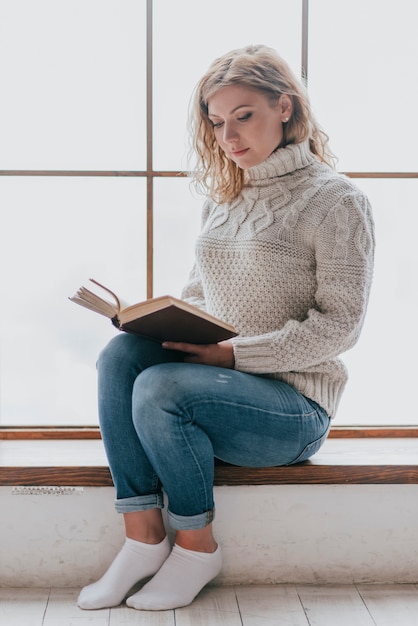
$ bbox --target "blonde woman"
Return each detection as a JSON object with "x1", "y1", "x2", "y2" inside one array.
[{"x1": 78, "y1": 45, "x2": 374, "y2": 612}]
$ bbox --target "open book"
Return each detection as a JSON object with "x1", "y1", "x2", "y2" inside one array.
[{"x1": 69, "y1": 279, "x2": 238, "y2": 344}]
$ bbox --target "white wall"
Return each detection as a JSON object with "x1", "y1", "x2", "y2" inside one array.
[{"x1": 1, "y1": 485, "x2": 418, "y2": 587}]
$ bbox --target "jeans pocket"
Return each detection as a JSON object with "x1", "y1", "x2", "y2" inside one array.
[{"x1": 287, "y1": 421, "x2": 331, "y2": 465}]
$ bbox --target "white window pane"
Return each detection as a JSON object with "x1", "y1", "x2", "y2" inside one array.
[
  {"x1": 308, "y1": 0, "x2": 418, "y2": 172},
  {"x1": 0, "y1": 1, "x2": 146, "y2": 170},
  {"x1": 153, "y1": 0, "x2": 302, "y2": 170},
  {"x1": 153, "y1": 178, "x2": 202, "y2": 297},
  {"x1": 336, "y1": 178, "x2": 418, "y2": 426},
  {"x1": 0, "y1": 177, "x2": 146, "y2": 426}
]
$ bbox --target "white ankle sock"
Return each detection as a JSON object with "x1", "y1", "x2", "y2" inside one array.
[
  {"x1": 77, "y1": 535, "x2": 171, "y2": 610},
  {"x1": 126, "y1": 543, "x2": 222, "y2": 611}
]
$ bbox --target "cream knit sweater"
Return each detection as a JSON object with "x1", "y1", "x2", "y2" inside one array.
[{"x1": 182, "y1": 141, "x2": 375, "y2": 417}]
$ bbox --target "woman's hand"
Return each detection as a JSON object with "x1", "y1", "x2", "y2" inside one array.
[{"x1": 162, "y1": 339, "x2": 235, "y2": 369}]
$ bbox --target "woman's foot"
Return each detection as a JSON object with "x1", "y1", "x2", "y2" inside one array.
[
  {"x1": 77, "y1": 535, "x2": 171, "y2": 609},
  {"x1": 126, "y1": 543, "x2": 222, "y2": 610}
]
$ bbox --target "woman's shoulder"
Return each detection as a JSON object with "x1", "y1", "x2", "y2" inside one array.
[{"x1": 307, "y1": 161, "x2": 371, "y2": 210}]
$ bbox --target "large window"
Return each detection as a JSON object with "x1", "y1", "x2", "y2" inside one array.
[{"x1": 0, "y1": 0, "x2": 417, "y2": 427}]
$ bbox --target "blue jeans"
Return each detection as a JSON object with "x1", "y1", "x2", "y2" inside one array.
[{"x1": 97, "y1": 333, "x2": 330, "y2": 530}]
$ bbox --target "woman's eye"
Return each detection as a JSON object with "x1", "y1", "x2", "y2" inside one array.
[
  {"x1": 238, "y1": 112, "x2": 252, "y2": 122},
  {"x1": 212, "y1": 121, "x2": 224, "y2": 129}
]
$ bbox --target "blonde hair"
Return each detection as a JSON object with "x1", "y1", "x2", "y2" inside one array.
[{"x1": 188, "y1": 44, "x2": 336, "y2": 203}]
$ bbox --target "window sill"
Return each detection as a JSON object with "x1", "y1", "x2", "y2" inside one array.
[{"x1": 1, "y1": 435, "x2": 418, "y2": 486}]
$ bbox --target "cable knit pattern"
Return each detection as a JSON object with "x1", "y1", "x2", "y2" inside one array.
[{"x1": 182, "y1": 142, "x2": 375, "y2": 417}]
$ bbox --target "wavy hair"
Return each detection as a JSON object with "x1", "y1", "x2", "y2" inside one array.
[{"x1": 188, "y1": 44, "x2": 336, "y2": 203}]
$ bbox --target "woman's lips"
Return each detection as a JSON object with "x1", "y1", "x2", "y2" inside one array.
[{"x1": 231, "y1": 148, "x2": 249, "y2": 157}]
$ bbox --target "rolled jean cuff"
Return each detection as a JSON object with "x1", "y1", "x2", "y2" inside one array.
[
  {"x1": 114, "y1": 492, "x2": 164, "y2": 514},
  {"x1": 168, "y1": 508, "x2": 215, "y2": 530}
]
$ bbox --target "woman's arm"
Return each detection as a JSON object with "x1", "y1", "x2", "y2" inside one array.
[{"x1": 232, "y1": 191, "x2": 375, "y2": 374}]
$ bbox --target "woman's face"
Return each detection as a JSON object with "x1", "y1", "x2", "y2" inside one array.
[{"x1": 207, "y1": 84, "x2": 291, "y2": 169}]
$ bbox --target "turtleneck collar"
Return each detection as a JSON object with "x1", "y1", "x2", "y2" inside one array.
[{"x1": 246, "y1": 141, "x2": 316, "y2": 181}]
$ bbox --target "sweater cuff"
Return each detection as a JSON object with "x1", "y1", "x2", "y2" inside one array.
[{"x1": 232, "y1": 337, "x2": 277, "y2": 373}]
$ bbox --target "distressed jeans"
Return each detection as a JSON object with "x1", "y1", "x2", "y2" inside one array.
[{"x1": 97, "y1": 333, "x2": 330, "y2": 530}]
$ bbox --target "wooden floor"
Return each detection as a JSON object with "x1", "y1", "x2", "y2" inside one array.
[{"x1": 1, "y1": 584, "x2": 418, "y2": 625}]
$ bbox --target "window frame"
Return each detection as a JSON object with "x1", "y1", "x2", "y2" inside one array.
[{"x1": 0, "y1": 0, "x2": 416, "y2": 436}]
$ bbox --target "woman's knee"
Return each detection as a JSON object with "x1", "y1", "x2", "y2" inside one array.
[
  {"x1": 133, "y1": 363, "x2": 179, "y2": 403},
  {"x1": 132, "y1": 364, "x2": 191, "y2": 428},
  {"x1": 98, "y1": 333, "x2": 136, "y2": 366},
  {"x1": 98, "y1": 334, "x2": 153, "y2": 384}
]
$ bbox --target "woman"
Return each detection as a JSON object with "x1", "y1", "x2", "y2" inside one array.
[{"x1": 78, "y1": 44, "x2": 374, "y2": 611}]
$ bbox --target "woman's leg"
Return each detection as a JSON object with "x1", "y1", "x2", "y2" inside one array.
[
  {"x1": 96, "y1": 333, "x2": 183, "y2": 508},
  {"x1": 129, "y1": 362, "x2": 329, "y2": 522},
  {"x1": 126, "y1": 362, "x2": 330, "y2": 610},
  {"x1": 78, "y1": 334, "x2": 182, "y2": 610}
]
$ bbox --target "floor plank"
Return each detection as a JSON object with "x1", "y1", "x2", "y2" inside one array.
[
  {"x1": 235, "y1": 584, "x2": 309, "y2": 625},
  {"x1": 175, "y1": 586, "x2": 242, "y2": 625},
  {"x1": 43, "y1": 588, "x2": 109, "y2": 625},
  {"x1": 357, "y1": 584, "x2": 418, "y2": 626},
  {"x1": 110, "y1": 603, "x2": 175, "y2": 625},
  {"x1": 296, "y1": 584, "x2": 375, "y2": 626},
  {"x1": 0, "y1": 588, "x2": 49, "y2": 626}
]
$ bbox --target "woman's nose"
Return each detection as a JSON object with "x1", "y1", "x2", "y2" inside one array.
[{"x1": 223, "y1": 123, "x2": 239, "y2": 143}]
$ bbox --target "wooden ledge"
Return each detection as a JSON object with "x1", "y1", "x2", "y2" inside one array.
[
  {"x1": 1, "y1": 437, "x2": 418, "y2": 486},
  {"x1": 1, "y1": 426, "x2": 418, "y2": 440}
]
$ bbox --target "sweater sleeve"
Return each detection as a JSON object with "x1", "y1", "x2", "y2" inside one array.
[{"x1": 232, "y1": 191, "x2": 375, "y2": 373}]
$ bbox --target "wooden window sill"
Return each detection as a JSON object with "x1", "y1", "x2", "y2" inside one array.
[{"x1": 1, "y1": 436, "x2": 418, "y2": 486}]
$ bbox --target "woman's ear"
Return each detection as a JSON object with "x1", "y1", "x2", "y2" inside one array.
[{"x1": 279, "y1": 94, "x2": 293, "y2": 122}]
